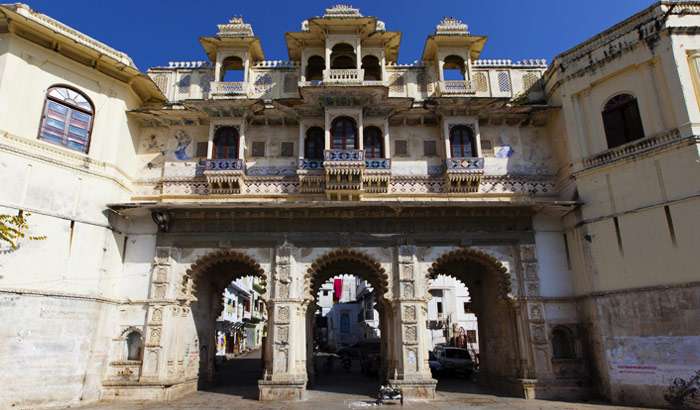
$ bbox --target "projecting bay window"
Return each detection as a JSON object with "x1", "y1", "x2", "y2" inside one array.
[{"x1": 445, "y1": 124, "x2": 484, "y2": 193}]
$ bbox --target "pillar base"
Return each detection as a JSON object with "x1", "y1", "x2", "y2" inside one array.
[
  {"x1": 387, "y1": 378, "x2": 436, "y2": 400},
  {"x1": 258, "y1": 379, "x2": 306, "y2": 401}
]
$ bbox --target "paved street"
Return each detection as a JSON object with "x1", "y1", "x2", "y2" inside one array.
[{"x1": 62, "y1": 350, "x2": 660, "y2": 410}]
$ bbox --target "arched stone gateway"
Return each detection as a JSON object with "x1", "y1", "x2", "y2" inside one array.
[
  {"x1": 303, "y1": 250, "x2": 394, "y2": 387},
  {"x1": 426, "y1": 246, "x2": 564, "y2": 399},
  {"x1": 113, "y1": 248, "x2": 270, "y2": 398}
]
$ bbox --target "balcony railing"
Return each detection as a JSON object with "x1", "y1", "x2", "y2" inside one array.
[
  {"x1": 446, "y1": 157, "x2": 484, "y2": 170},
  {"x1": 298, "y1": 158, "x2": 324, "y2": 170},
  {"x1": 324, "y1": 149, "x2": 364, "y2": 162},
  {"x1": 323, "y1": 69, "x2": 364, "y2": 84},
  {"x1": 205, "y1": 158, "x2": 245, "y2": 171},
  {"x1": 210, "y1": 81, "x2": 247, "y2": 95},
  {"x1": 439, "y1": 80, "x2": 476, "y2": 95},
  {"x1": 365, "y1": 158, "x2": 391, "y2": 170}
]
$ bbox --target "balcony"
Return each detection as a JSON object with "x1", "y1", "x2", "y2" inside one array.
[
  {"x1": 324, "y1": 149, "x2": 364, "y2": 199},
  {"x1": 204, "y1": 158, "x2": 245, "y2": 194},
  {"x1": 364, "y1": 158, "x2": 391, "y2": 193},
  {"x1": 210, "y1": 81, "x2": 248, "y2": 96},
  {"x1": 297, "y1": 158, "x2": 325, "y2": 193},
  {"x1": 445, "y1": 157, "x2": 484, "y2": 193},
  {"x1": 438, "y1": 80, "x2": 476, "y2": 96}
]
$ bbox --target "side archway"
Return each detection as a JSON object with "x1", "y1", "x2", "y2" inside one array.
[
  {"x1": 426, "y1": 247, "x2": 521, "y2": 393},
  {"x1": 184, "y1": 249, "x2": 268, "y2": 387}
]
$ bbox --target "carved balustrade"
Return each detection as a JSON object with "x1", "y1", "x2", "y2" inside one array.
[
  {"x1": 445, "y1": 157, "x2": 484, "y2": 192},
  {"x1": 210, "y1": 81, "x2": 248, "y2": 96},
  {"x1": 204, "y1": 158, "x2": 245, "y2": 193},
  {"x1": 323, "y1": 69, "x2": 365, "y2": 84},
  {"x1": 438, "y1": 80, "x2": 476, "y2": 96}
]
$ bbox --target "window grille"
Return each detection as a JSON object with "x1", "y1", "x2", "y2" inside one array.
[{"x1": 497, "y1": 72, "x2": 511, "y2": 92}]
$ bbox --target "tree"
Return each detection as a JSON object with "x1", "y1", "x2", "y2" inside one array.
[{"x1": 0, "y1": 210, "x2": 46, "y2": 249}]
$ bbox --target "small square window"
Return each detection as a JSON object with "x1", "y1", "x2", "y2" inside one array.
[
  {"x1": 480, "y1": 139, "x2": 493, "y2": 156},
  {"x1": 252, "y1": 141, "x2": 265, "y2": 157},
  {"x1": 423, "y1": 140, "x2": 437, "y2": 156},
  {"x1": 395, "y1": 140, "x2": 408, "y2": 156},
  {"x1": 195, "y1": 141, "x2": 208, "y2": 158},
  {"x1": 281, "y1": 142, "x2": 294, "y2": 157}
]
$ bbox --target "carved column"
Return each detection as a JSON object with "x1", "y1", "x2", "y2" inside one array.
[
  {"x1": 258, "y1": 245, "x2": 306, "y2": 401},
  {"x1": 140, "y1": 247, "x2": 171, "y2": 382},
  {"x1": 388, "y1": 245, "x2": 436, "y2": 399}
]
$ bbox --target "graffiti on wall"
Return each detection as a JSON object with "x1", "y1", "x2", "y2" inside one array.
[{"x1": 606, "y1": 336, "x2": 700, "y2": 386}]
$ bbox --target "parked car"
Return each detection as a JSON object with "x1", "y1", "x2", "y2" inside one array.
[
  {"x1": 428, "y1": 350, "x2": 442, "y2": 376},
  {"x1": 433, "y1": 346, "x2": 473, "y2": 377},
  {"x1": 336, "y1": 342, "x2": 361, "y2": 359},
  {"x1": 359, "y1": 341, "x2": 381, "y2": 375}
]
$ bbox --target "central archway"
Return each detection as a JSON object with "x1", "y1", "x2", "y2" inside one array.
[
  {"x1": 427, "y1": 248, "x2": 522, "y2": 395},
  {"x1": 184, "y1": 250, "x2": 269, "y2": 390},
  {"x1": 303, "y1": 249, "x2": 394, "y2": 398}
]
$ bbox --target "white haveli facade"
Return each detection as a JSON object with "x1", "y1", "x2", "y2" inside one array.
[{"x1": 0, "y1": 2, "x2": 699, "y2": 409}]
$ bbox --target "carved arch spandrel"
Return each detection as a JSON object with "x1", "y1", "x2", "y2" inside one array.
[
  {"x1": 304, "y1": 249, "x2": 390, "y2": 300},
  {"x1": 427, "y1": 247, "x2": 513, "y2": 300}
]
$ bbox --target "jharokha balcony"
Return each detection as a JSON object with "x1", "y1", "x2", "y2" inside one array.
[
  {"x1": 445, "y1": 157, "x2": 484, "y2": 192},
  {"x1": 204, "y1": 158, "x2": 245, "y2": 193},
  {"x1": 296, "y1": 149, "x2": 392, "y2": 199}
]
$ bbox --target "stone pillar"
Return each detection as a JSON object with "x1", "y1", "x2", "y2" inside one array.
[
  {"x1": 258, "y1": 245, "x2": 306, "y2": 401},
  {"x1": 140, "y1": 247, "x2": 172, "y2": 382},
  {"x1": 388, "y1": 245, "x2": 436, "y2": 399}
]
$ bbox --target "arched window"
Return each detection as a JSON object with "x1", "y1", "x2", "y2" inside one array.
[
  {"x1": 304, "y1": 126, "x2": 325, "y2": 159},
  {"x1": 126, "y1": 331, "x2": 143, "y2": 361},
  {"x1": 330, "y1": 43, "x2": 356, "y2": 70},
  {"x1": 331, "y1": 117, "x2": 357, "y2": 149},
  {"x1": 362, "y1": 55, "x2": 381, "y2": 81},
  {"x1": 306, "y1": 56, "x2": 325, "y2": 81},
  {"x1": 221, "y1": 56, "x2": 244, "y2": 82},
  {"x1": 449, "y1": 125, "x2": 476, "y2": 157},
  {"x1": 443, "y1": 55, "x2": 466, "y2": 81},
  {"x1": 364, "y1": 126, "x2": 384, "y2": 158},
  {"x1": 39, "y1": 86, "x2": 94, "y2": 153},
  {"x1": 551, "y1": 328, "x2": 575, "y2": 359},
  {"x1": 213, "y1": 126, "x2": 239, "y2": 159},
  {"x1": 602, "y1": 93, "x2": 645, "y2": 149}
]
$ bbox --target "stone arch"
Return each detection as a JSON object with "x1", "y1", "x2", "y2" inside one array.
[
  {"x1": 183, "y1": 249, "x2": 269, "y2": 388},
  {"x1": 185, "y1": 249, "x2": 267, "y2": 296},
  {"x1": 427, "y1": 247, "x2": 512, "y2": 300},
  {"x1": 304, "y1": 249, "x2": 389, "y2": 300},
  {"x1": 119, "y1": 326, "x2": 144, "y2": 339}
]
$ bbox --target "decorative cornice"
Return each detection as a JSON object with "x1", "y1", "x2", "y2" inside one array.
[
  {"x1": 216, "y1": 16, "x2": 254, "y2": 37},
  {"x1": 323, "y1": 5, "x2": 363, "y2": 18},
  {"x1": 435, "y1": 17, "x2": 469, "y2": 35}
]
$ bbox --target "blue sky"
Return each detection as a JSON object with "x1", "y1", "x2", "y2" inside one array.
[{"x1": 23, "y1": 1, "x2": 653, "y2": 71}]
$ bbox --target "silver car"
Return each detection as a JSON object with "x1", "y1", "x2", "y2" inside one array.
[{"x1": 433, "y1": 346, "x2": 473, "y2": 377}]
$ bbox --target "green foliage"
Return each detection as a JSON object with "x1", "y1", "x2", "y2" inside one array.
[
  {"x1": 510, "y1": 91, "x2": 530, "y2": 106},
  {"x1": 0, "y1": 210, "x2": 46, "y2": 249}
]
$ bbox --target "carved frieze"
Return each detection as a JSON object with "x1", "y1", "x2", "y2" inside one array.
[
  {"x1": 277, "y1": 306, "x2": 290, "y2": 323},
  {"x1": 277, "y1": 283, "x2": 290, "y2": 299},
  {"x1": 401, "y1": 282, "x2": 415, "y2": 298},
  {"x1": 405, "y1": 325, "x2": 417, "y2": 343},
  {"x1": 531, "y1": 325, "x2": 546, "y2": 344},
  {"x1": 521, "y1": 245, "x2": 536, "y2": 262},
  {"x1": 151, "y1": 308, "x2": 163, "y2": 325},
  {"x1": 524, "y1": 263, "x2": 538, "y2": 280},
  {"x1": 527, "y1": 283, "x2": 540, "y2": 297},
  {"x1": 155, "y1": 248, "x2": 171, "y2": 265},
  {"x1": 154, "y1": 267, "x2": 168, "y2": 283},
  {"x1": 154, "y1": 285, "x2": 167, "y2": 299},
  {"x1": 404, "y1": 305, "x2": 417, "y2": 322},
  {"x1": 276, "y1": 326, "x2": 289, "y2": 344},
  {"x1": 400, "y1": 264, "x2": 414, "y2": 280},
  {"x1": 150, "y1": 328, "x2": 161, "y2": 345},
  {"x1": 529, "y1": 304, "x2": 543, "y2": 321}
]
